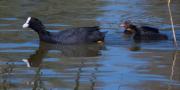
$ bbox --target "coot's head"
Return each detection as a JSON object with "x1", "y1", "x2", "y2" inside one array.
[
  {"x1": 120, "y1": 20, "x2": 132, "y2": 29},
  {"x1": 120, "y1": 21, "x2": 137, "y2": 33},
  {"x1": 22, "y1": 17, "x2": 45, "y2": 32}
]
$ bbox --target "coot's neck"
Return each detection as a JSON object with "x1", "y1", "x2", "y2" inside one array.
[{"x1": 31, "y1": 25, "x2": 51, "y2": 41}]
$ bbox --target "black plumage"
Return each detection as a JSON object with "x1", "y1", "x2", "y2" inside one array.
[
  {"x1": 22, "y1": 17, "x2": 105, "y2": 44},
  {"x1": 128, "y1": 25, "x2": 168, "y2": 41},
  {"x1": 120, "y1": 21, "x2": 159, "y2": 34}
]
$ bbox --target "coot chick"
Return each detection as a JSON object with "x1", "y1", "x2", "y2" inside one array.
[
  {"x1": 120, "y1": 21, "x2": 159, "y2": 34},
  {"x1": 22, "y1": 17, "x2": 105, "y2": 44},
  {"x1": 126, "y1": 24, "x2": 168, "y2": 41}
]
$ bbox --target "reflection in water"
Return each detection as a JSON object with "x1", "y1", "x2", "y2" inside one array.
[
  {"x1": 131, "y1": 49, "x2": 180, "y2": 90},
  {"x1": 0, "y1": 63, "x2": 15, "y2": 90},
  {"x1": 170, "y1": 51, "x2": 177, "y2": 80},
  {"x1": 128, "y1": 41, "x2": 141, "y2": 51},
  {"x1": 21, "y1": 42, "x2": 103, "y2": 90},
  {"x1": 73, "y1": 60, "x2": 97, "y2": 90},
  {"x1": 31, "y1": 67, "x2": 46, "y2": 90},
  {"x1": 168, "y1": 51, "x2": 178, "y2": 90},
  {"x1": 23, "y1": 42, "x2": 104, "y2": 67},
  {"x1": 73, "y1": 60, "x2": 98, "y2": 90},
  {"x1": 74, "y1": 60, "x2": 83, "y2": 90},
  {"x1": 23, "y1": 66, "x2": 47, "y2": 90},
  {"x1": 22, "y1": 41, "x2": 103, "y2": 89},
  {"x1": 90, "y1": 67, "x2": 98, "y2": 90}
]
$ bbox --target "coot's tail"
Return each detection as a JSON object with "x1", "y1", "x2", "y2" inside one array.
[
  {"x1": 84, "y1": 26, "x2": 100, "y2": 31},
  {"x1": 88, "y1": 30, "x2": 107, "y2": 42}
]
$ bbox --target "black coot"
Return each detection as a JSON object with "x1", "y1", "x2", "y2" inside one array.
[{"x1": 22, "y1": 17, "x2": 106, "y2": 44}]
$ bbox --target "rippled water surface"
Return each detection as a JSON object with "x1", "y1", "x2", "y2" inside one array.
[{"x1": 0, "y1": 0, "x2": 180, "y2": 90}]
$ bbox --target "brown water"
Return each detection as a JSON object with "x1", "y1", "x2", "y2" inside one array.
[{"x1": 0, "y1": 0, "x2": 180, "y2": 90}]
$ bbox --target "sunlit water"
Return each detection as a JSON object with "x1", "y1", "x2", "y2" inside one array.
[{"x1": 0, "y1": 0, "x2": 180, "y2": 90}]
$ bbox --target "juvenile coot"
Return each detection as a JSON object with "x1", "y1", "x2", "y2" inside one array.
[
  {"x1": 120, "y1": 21, "x2": 159, "y2": 34},
  {"x1": 22, "y1": 17, "x2": 105, "y2": 44},
  {"x1": 125, "y1": 24, "x2": 168, "y2": 41}
]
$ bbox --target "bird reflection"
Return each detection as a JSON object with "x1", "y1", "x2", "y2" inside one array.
[
  {"x1": 168, "y1": 51, "x2": 178, "y2": 90},
  {"x1": 23, "y1": 41, "x2": 104, "y2": 67},
  {"x1": 128, "y1": 41, "x2": 141, "y2": 51}
]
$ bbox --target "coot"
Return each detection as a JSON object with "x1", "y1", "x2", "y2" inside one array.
[
  {"x1": 125, "y1": 24, "x2": 168, "y2": 41},
  {"x1": 22, "y1": 17, "x2": 105, "y2": 44},
  {"x1": 120, "y1": 21, "x2": 159, "y2": 34}
]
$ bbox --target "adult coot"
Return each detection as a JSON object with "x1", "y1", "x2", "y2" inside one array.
[
  {"x1": 22, "y1": 17, "x2": 105, "y2": 44},
  {"x1": 120, "y1": 21, "x2": 159, "y2": 34}
]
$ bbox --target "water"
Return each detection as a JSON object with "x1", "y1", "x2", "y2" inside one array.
[{"x1": 0, "y1": 0, "x2": 180, "y2": 90}]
